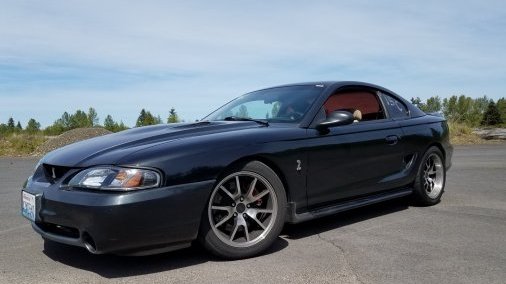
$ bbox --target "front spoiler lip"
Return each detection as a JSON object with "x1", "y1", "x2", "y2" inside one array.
[
  {"x1": 31, "y1": 222, "x2": 91, "y2": 252},
  {"x1": 32, "y1": 222, "x2": 192, "y2": 255}
]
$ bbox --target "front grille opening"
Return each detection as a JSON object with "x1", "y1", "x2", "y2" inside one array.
[
  {"x1": 42, "y1": 164, "x2": 72, "y2": 182},
  {"x1": 36, "y1": 222, "x2": 79, "y2": 238}
]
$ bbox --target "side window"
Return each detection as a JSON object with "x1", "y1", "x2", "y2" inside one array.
[
  {"x1": 381, "y1": 93, "x2": 409, "y2": 119},
  {"x1": 323, "y1": 91, "x2": 385, "y2": 122}
]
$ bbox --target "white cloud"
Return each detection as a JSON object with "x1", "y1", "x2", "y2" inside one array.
[{"x1": 0, "y1": 0, "x2": 505, "y2": 126}]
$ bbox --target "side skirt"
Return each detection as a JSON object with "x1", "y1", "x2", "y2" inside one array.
[{"x1": 286, "y1": 188, "x2": 413, "y2": 224}]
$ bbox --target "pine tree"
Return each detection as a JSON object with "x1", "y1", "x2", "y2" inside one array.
[
  {"x1": 136, "y1": 109, "x2": 159, "y2": 126},
  {"x1": 117, "y1": 121, "x2": 128, "y2": 131},
  {"x1": 497, "y1": 97, "x2": 506, "y2": 123},
  {"x1": 481, "y1": 101, "x2": 503, "y2": 126},
  {"x1": 136, "y1": 109, "x2": 147, "y2": 127},
  {"x1": 16, "y1": 121, "x2": 22, "y2": 130},
  {"x1": 104, "y1": 115, "x2": 116, "y2": 132},
  {"x1": 7, "y1": 117, "x2": 15, "y2": 129},
  {"x1": 87, "y1": 107, "x2": 99, "y2": 127},
  {"x1": 70, "y1": 110, "x2": 89, "y2": 128},
  {"x1": 167, "y1": 108, "x2": 179, "y2": 123},
  {"x1": 26, "y1": 119, "x2": 41, "y2": 134}
]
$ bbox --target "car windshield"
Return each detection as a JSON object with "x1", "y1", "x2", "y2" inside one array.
[{"x1": 204, "y1": 85, "x2": 323, "y2": 123}]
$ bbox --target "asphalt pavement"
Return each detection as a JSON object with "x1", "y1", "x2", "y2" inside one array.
[{"x1": 1, "y1": 144, "x2": 505, "y2": 283}]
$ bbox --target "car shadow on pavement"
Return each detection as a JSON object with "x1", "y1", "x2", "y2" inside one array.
[
  {"x1": 42, "y1": 197, "x2": 407, "y2": 278},
  {"x1": 42, "y1": 236, "x2": 289, "y2": 278},
  {"x1": 282, "y1": 197, "x2": 410, "y2": 240}
]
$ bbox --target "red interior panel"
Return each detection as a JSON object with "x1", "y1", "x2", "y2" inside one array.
[{"x1": 324, "y1": 92, "x2": 380, "y2": 115}]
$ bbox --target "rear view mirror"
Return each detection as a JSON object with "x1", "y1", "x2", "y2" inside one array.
[{"x1": 316, "y1": 110, "x2": 354, "y2": 131}]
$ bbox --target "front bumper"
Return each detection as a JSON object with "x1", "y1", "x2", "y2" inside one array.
[{"x1": 23, "y1": 179, "x2": 214, "y2": 255}]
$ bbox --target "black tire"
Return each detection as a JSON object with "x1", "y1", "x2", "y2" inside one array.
[
  {"x1": 412, "y1": 146, "x2": 446, "y2": 206},
  {"x1": 198, "y1": 161, "x2": 287, "y2": 259}
]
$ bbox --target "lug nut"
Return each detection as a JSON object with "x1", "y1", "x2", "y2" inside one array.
[
  {"x1": 247, "y1": 204, "x2": 250, "y2": 208},
  {"x1": 240, "y1": 197, "x2": 244, "y2": 201},
  {"x1": 231, "y1": 203, "x2": 235, "y2": 207},
  {"x1": 234, "y1": 212, "x2": 238, "y2": 217},
  {"x1": 243, "y1": 213, "x2": 247, "y2": 218}
]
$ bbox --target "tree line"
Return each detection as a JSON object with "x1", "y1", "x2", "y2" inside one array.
[
  {"x1": 411, "y1": 95, "x2": 505, "y2": 126},
  {"x1": 0, "y1": 107, "x2": 181, "y2": 136},
  {"x1": 2, "y1": 95, "x2": 505, "y2": 137}
]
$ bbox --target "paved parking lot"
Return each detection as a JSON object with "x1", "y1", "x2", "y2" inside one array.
[{"x1": 1, "y1": 144, "x2": 505, "y2": 283}]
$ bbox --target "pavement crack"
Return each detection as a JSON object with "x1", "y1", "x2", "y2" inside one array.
[{"x1": 317, "y1": 233, "x2": 365, "y2": 284}]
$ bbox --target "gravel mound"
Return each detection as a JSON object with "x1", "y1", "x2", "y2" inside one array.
[{"x1": 34, "y1": 127, "x2": 112, "y2": 156}]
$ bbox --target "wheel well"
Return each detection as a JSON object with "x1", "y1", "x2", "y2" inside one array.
[
  {"x1": 218, "y1": 156, "x2": 292, "y2": 203},
  {"x1": 427, "y1": 142, "x2": 445, "y2": 163}
]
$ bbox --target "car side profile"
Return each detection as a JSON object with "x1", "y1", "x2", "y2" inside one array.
[{"x1": 21, "y1": 81, "x2": 452, "y2": 259}]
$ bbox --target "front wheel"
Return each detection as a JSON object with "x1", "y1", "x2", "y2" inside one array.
[
  {"x1": 199, "y1": 161, "x2": 286, "y2": 259},
  {"x1": 412, "y1": 146, "x2": 446, "y2": 206}
]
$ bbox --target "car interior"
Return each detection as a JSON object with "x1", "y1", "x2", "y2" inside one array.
[{"x1": 323, "y1": 90, "x2": 385, "y2": 122}]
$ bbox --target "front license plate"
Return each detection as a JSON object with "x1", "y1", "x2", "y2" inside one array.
[{"x1": 21, "y1": 191, "x2": 36, "y2": 221}]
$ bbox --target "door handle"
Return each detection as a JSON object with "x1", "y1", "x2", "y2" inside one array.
[{"x1": 385, "y1": 135, "x2": 399, "y2": 145}]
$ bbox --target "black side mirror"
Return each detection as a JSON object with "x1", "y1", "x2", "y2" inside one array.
[{"x1": 316, "y1": 110, "x2": 354, "y2": 131}]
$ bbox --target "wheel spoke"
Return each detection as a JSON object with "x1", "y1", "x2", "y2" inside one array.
[
  {"x1": 251, "y1": 189, "x2": 269, "y2": 202},
  {"x1": 244, "y1": 223, "x2": 250, "y2": 242},
  {"x1": 235, "y1": 176, "x2": 242, "y2": 195},
  {"x1": 230, "y1": 223, "x2": 239, "y2": 241},
  {"x1": 220, "y1": 186, "x2": 235, "y2": 200},
  {"x1": 246, "y1": 178, "x2": 257, "y2": 199},
  {"x1": 212, "y1": 205, "x2": 231, "y2": 211},
  {"x1": 252, "y1": 215, "x2": 266, "y2": 230},
  {"x1": 215, "y1": 213, "x2": 233, "y2": 227}
]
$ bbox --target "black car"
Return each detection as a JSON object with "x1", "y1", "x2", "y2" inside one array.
[{"x1": 21, "y1": 81, "x2": 452, "y2": 259}]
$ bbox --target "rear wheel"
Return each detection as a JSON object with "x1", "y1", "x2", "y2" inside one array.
[
  {"x1": 199, "y1": 161, "x2": 286, "y2": 259},
  {"x1": 412, "y1": 146, "x2": 446, "y2": 205}
]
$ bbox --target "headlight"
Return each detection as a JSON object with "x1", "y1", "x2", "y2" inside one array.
[{"x1": 67, "y1": 166, "x2": 161, "y2": 191}]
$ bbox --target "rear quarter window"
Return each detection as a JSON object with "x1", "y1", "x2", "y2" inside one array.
[{"x1": 381, "y1": 93, "x2": 409, "y2": 119}]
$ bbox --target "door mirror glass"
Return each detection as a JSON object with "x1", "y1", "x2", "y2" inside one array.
[{"x1": 316, "y1": 110, "x2": 354, "y2": 131}]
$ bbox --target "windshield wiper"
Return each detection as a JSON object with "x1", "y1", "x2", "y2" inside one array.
[{"x1": 223, "y1": 116, "x2": 269, "y2": 126}]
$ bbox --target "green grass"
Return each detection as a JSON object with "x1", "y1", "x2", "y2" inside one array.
[
  {"x1": 448, "y1": 121, "x2": 486, "y2": 145},
  {"x1": 0, "y1": 134, "x2": 47, "y2": 156}
]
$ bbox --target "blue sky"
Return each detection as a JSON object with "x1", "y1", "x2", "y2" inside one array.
[{"x1": 1, "y1": 0, "x2": 505, "y2": 127}]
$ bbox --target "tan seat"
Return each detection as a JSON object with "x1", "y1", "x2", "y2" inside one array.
[{"x1": 353, "y1": 109, "x2": 362, "y2": 122}]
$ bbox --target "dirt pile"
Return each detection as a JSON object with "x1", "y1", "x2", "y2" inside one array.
[{"x1": 34, "y1": 127, "x2": 112, "y2": 156}]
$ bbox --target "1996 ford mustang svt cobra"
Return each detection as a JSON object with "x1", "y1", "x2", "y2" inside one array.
[{"x1": 21, "y1": 81, "x2": 452, "y2": 259}]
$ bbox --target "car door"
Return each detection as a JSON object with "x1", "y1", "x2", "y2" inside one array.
[{"x1": 305, "y1": 90, "x2": 406, "y2": 208}]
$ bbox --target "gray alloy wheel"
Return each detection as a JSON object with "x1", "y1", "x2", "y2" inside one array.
[
  {"x1": 208, "y1": 171, "x2": 278, "y2": 247},
  {"x1": 423, "y1": 153, "x2": 444, "y2": 199},
  {"x1": 413, "y1": 146, "x2": 446, "y2": 205},
  {"x1": 199, "y1": 161, "x2": 286, "y2": 259}
]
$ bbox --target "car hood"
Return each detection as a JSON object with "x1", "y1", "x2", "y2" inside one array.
[{"x1": 42, "y1": 121, "x2": 262, "y2": 167}]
